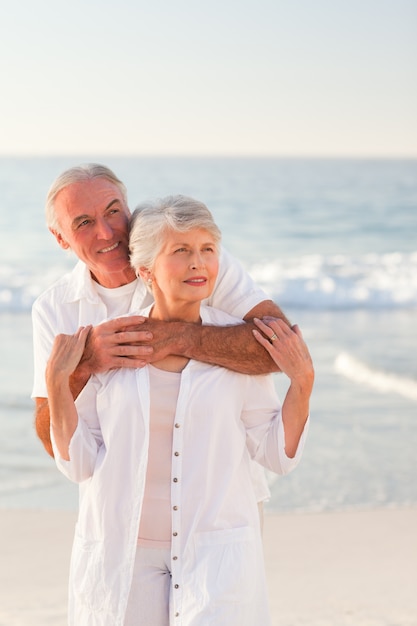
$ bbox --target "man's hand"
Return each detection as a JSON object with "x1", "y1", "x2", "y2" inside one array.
[
  {"x1": 70, "y1": 316, "x2": 154, "y2": 399},
  {"x1": 77, "y1": 315, "x2": 154, "y2": 377},
  {"x1": 34, "y1": 315, "x2": 156, "y2": 458}
]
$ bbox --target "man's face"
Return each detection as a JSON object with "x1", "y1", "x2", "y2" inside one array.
[{"x1": 52, "y1": 177, "x2": 135, "y2": 288}]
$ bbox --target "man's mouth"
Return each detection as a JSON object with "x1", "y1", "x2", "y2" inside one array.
[{"x1": 99, "y1": 242, "x2": 120, "y2": 253}]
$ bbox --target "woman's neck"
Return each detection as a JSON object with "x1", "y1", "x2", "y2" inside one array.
[
  {"x1": 147, "y1": 302, "x2": 202, "y2": 372},
  {"x1": 149, "y1": 301, "x2": 202, "y2": 324}
]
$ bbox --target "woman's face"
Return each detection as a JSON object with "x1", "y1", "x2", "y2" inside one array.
[{"x1": 147, "y1": 227, "x2": 219, "y2": 319}]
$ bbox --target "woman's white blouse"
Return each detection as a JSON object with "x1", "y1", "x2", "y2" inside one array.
[{"x1": 52, "y1": 306, "x2": 309, "y2": 626}]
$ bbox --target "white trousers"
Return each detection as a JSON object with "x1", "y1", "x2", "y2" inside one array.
[
  {"x1": 124, "y1": 546, "x2": 172, "y2": 626},
  {"x1": 124, "y1": 506, "x2": 264, "y2": 625}
]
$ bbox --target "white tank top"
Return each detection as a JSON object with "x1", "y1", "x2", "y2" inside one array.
[{"x1": 138, "y1": 365, "x2": 181, "y2": 548}]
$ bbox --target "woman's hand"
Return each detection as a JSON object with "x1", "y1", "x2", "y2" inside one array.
[
  {"x1": 46, "y1": 326, "x2": 92, "y2": 384},
  {"x1": 253, "y1": 317, "x2": 314, "y2": 458},
  {"x1": 46, "y1": 326, "x2": 92, "y2": 462},
  {"x1": 252, "y1": 317, "x2": 314, "y2": 390}
]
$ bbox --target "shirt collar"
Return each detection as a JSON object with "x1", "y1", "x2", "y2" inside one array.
[
  {"x1": 63, "y1": 261, "x2": 101, "y2": 304},
  {"x1": 63, "y1": 260, "x2": 149, "y2": 309}
]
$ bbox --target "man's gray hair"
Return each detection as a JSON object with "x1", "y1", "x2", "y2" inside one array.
[
  {"x1": 129, "y1": 195, "x2": 221, "y2": 285},
  {"x1": 45, "y1": 163, "x2": 128, "y2": 233}
]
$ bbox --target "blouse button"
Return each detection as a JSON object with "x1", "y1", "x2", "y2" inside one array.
[
  {"x1": 173, "y1": 556, "x2": 178, "y2": 560},
  {"x1": 174, "y1": 584, "x2": 180, "y2": 589},
  {"x1": 174, "y1": 451, "x2": 180, "y2": 456},
  {"x1": 173, "y1": 477, "x2": 178, "y2": 483},
  {"x1": 175, "y1": 423, "x2": 180, "y2": 428},
  {"x1": 173, "y1": 532, "x2": 178, "y2": 537},
  {"x1": 173, "y1": 505, "x2": 178, "y2": 511}
]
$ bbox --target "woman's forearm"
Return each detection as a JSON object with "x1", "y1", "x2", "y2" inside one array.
[
  {"x1": 47, "y1": 376, "x2": 79, "y2": 461},
  {"x1": 45, "y1": 327, "x2": 91, "y2": 461},
  {"x1": 281, "y1": 377, "x2": 313, "y2": 458}
]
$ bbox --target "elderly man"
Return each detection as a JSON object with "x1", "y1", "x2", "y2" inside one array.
[{"x1": 32, "y1": 163, "x2": 291, "y2": 458}]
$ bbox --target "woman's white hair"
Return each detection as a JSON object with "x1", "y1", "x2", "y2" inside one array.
[
  {"x1": 45, "y1": 163, "x2": 128, "y2": 234},
  {"x1": 129, "y1": 195, "x2": 221, "y2": 288}
]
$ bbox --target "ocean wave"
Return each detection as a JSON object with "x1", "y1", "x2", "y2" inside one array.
[
  {"x1": 0, "y1": 262, "x2": 70, "y2": 313},
  {"x1": 1, "y1": 251, "x2": 417, "y2": 313},
  {"x1": 250, "y1": 251, "x2": 417, "y2": 310},
  {"x1": 334, "y1": 351, "x2": 417, "y2": 402}
]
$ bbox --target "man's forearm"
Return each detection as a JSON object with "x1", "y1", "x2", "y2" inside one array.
[
  {"x1": 35, "y1": 398, "x2": 54, "y2": 457},
  {"x1": 178, "y1": 299, "x2": 288, "y2": 374},
  {"x1": 142, "y1": 301, "x2": 289, "y2": 374},
  {"x1": 178, "y1": 322, "x2": 280, "y2": 375}
]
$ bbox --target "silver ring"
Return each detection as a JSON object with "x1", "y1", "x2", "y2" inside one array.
[{"x1": 270, "y1": 333, "x2": 278, "y2": 342}]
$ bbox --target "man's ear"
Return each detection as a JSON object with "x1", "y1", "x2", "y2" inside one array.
[{"x1": 49, "y1": 228, "x2": 70, "y2": 250}]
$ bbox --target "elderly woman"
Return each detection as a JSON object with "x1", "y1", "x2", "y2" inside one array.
[{"x1": 46, "y1": 195, "x2": 314, "y2": 626}]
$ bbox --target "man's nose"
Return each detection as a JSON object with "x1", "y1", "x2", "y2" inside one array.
[{"x1": 95, "y1": 218, "x2": 113, "y2": 239}]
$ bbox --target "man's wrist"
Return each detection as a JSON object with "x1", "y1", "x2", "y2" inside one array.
[
  {"x1": 69, "y1": 363, "x2": 91, "y2": 397},
  {"x1": 171, "y1": 321, "x2": 202, "y2": 358}
]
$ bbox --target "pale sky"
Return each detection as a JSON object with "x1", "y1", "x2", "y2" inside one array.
[{"x1": 1, "y1": 0, "x2": 416, "y2": 156}]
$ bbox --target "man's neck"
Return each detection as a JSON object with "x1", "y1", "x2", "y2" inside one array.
[{"x1": 91, "y1": 267, "x2": 137, "y2": 289}]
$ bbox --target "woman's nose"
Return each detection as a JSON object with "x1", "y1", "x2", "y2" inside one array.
[{"x1": 189, "y1": 252, "x2": 204, "y2": 269}]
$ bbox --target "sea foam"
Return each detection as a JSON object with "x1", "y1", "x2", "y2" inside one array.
[
  {"x1": 335, "y1": 351, "x2": 417, "y2": 402},
  {"x1": 250, "y1": 251, "x2": 417, "y2": 310},
  {"x1": 1, "y1": 250, "x2": 416, "y2": 313}
]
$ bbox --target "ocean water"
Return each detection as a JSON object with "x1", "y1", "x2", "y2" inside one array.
[{"x1": 0, "y1": 156, "x2": 416, "y2": 513}]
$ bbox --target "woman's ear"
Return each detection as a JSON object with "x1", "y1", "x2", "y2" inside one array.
[{"x1": 138, "y1": 266, "x2": 151, "y2": 282}]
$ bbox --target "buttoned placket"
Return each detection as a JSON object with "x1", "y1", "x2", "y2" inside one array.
[
  {"x1": 171, "y1": 417, "x2": 184, "y2": 621},
  {"x1": 170, "y1": 368, "x2": 191, "y2": 624}
]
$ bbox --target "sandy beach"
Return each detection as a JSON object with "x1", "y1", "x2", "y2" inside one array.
[{"x1": 0, "y1": 508, "x2": 415, "y2": 626}]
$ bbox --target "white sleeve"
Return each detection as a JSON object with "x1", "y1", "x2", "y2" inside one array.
[
  {"x1": 249, "y1": 460, "x2": 271, "y2": 503},
  {"x1": 52, "y1": 377, "x2": 103, "y2": 483},
  {"x1": 52, "y1": 418, "x2": 102, "y2": 484},
  {"x1": 206, "y1": 247, "x2": 269, "y2": 319},
  {"x1": 31, "y1": 297, "x2": 59, "y2": 398},
  {"x1": 242, "y1": 374, "x2": 309, "y2": 476}
]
